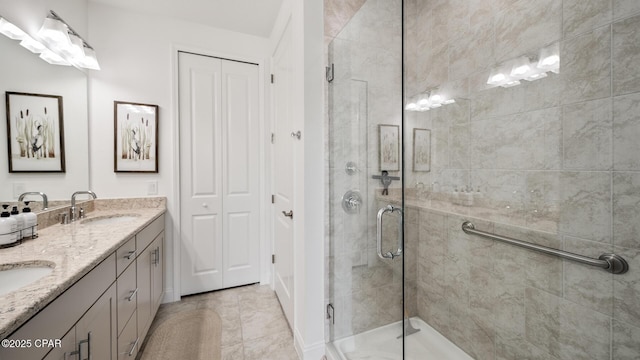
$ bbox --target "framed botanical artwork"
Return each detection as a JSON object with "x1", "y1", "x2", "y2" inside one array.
[
  {"x1": 413, "y1": 128, "x2": 431, "y2": 172},
  {"x1": 5, "y1": 92, "x2": 65, "y2": 172},
  {"x1": 114, "y1": 101, "x2": 159, "y2": 173},
  {"x1": 379, "y1": 124, "x2": 399, "y2": 171}
]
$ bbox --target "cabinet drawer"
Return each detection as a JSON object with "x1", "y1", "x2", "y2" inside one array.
[
  {"x1": 136, "y1": 214, "x2": 164, "y2": 252},
  {"x1": 116, "y1": 236, "x2": 136, "y2": 276},
  {"x1": 118, "y1": 310, "x2": 139, "y2": 360},
  {"x1": 117, "y1": 262, "x2": 137, "y2": 336}
]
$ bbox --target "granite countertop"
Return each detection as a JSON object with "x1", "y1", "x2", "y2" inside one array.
[{"x1": 0, "y1": 198, "x2": 166, "y2": 339}]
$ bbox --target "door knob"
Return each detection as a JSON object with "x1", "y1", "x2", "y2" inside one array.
[
  {"x1": 290, "y1": 131, "x2": 301, "y2": 139},
  {"x1": 282, "y1": 210, "x2": 293, "y2": 219}
]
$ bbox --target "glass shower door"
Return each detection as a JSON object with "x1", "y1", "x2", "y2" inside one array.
[{"x1": 326, "y1": 0, "x2": 405, "y2": 358}]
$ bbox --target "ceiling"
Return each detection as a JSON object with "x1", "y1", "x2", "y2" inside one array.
[{"x1": 89, "y1": 0, "x2": 284, "y2": 37}]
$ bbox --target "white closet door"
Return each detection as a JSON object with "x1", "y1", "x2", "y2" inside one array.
[
  {"x1": 179, "y1": 52, "x2": 260, "y2": 296},
  {"x1": 220, "y1": 60, "x2": 260, "y2": 288}
]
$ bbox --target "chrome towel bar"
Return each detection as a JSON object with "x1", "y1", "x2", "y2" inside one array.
[{"x1": 461, "y1": 221, "x2": 629, "y2": 274}]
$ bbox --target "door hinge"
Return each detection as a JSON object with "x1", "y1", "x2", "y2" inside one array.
[
  {"x1": 272, "y1": 254, "x2": 275, "y2": 264},
  {"x1": 326, "y1": 63, "x2": 334, "y2": 82},
  {"x1": 271, "y1": 74, "x2": 274, "y2": 83},
  {"x1": 271, "y1": 195, "x2": 275, "y2": 204},
  {"x1": 271, "y1": 132, "x2": 275, "y2": 144}
]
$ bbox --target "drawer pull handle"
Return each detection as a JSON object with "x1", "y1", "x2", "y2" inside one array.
[
  {"x1": 124, "y1": 250, "x2": 136, "y2": 260},
  {"x1": 127, "y1": 288, "x2": 138, "y2": 302},
  {"x1": 128, "y1": 337, "x2": 139, "y2": 356}
]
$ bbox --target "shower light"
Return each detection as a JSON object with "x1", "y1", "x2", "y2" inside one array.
[{"x1": 0, "y1": 17, "x2": 26, "y2": 39}]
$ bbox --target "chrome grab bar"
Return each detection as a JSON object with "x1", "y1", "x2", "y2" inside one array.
[
  {"x1": 377, "y1": 205, "x2": 403, "y2": 259},
  {"x1": 461, "y1": 221, "x2": 629, "y2": 274}
]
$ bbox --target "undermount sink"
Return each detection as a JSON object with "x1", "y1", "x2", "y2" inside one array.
[
  {"x1": 81, "y1": 214, "x2": 139, "y2": 226},
  {"x1": 0, "y1": 262, "x2": 55, "y2": 297}
]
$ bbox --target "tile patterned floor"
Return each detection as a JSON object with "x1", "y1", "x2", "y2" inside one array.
[{"x1": 138, "y1": 284, "x2": 299, "y2": 360}]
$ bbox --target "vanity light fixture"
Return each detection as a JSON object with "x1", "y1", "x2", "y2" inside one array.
[
  {"x1": 510, "y1": 57, "x2": 532, "y2": 77},
  {"x1": 39, "y1": 49, "x2": 71, "y2": 66},
  {"x1": 405, "y1": 102, "x2": 418, "y2": 111},
  {"x1": 537, "y1": 42, "x2": 560, "y2": 74},
  {"x1": 0, "y1": 17, "x2": 26, "y2": 39},
  {"x1": 19, "y1": 35, "x2": 47, "y2": 53},
  {"x1": 37, "y1": 11, "x2": 101, "y2": 70},
  {"x1": 405, "y1": 90, "x2": 456, "y2": 112},
  {"x1": 0, "y1": 11, "x2": 100, "y2": 70},
  {"x1": 37, "y1": 17, "x2": 70, "y2": 46}
]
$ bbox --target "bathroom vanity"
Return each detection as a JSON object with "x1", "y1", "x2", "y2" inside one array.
[{"x1": 0, "y1": 198, "x2": 166, "y2": 360}]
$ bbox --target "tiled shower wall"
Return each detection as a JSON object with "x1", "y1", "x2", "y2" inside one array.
[{"x1": 403, "y1": 0, "x2": 640, "y2": 359}]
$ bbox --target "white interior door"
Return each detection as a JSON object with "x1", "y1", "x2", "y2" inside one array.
[
  {"x1": 179, "y1": 52, "x2": 260, "y2": 296},
  {"x1": 272, "y1": 19, "x2": 294, "y2": 328}
]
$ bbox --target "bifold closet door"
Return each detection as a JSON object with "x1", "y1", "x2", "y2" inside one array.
[{"x1": 179, "y1": 52, "x2": 260, "y2": 296}]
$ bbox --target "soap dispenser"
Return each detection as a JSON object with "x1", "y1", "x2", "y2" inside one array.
[
  {"x1": 10, "y1": 206, "x2": 24, "y2": 240},
  {"x1": 0, "y1": 204, "x2": 18, "y2": 245},
  {"x1": 22, "y1": 201, "x2": 38, "y2": 239}
]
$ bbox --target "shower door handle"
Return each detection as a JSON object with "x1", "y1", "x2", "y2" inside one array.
[{"x1": 376, "y1": 205, "x2": 403, "y2": 259}]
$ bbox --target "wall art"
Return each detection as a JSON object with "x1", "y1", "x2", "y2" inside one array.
[
  {"x1": 114, "y1": 101, "x2": 158, "y2": 173},
  {"x1": 5, "y1": 91, "x2": 65, "y2": 172}
]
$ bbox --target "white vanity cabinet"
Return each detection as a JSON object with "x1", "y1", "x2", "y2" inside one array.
[{"x1": 0, "y1": 213, "x2": 165, "y2": 360}]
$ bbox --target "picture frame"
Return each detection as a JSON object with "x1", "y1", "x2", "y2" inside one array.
[
  {"x1": 114, "y1": 101, "x2": 159, "y2": 173},
  {"x1": 413, "y1": 128, "x2": 431, "y2": 172},
  {"x1": 5, "y1": 92, "x2": 65, "y2": 172},
  {"x1": 379, "y1": 124, "x2": 399, "y2": 171}
]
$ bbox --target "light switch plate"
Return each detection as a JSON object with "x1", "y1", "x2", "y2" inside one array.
[{"x1": 147, "y1": 181, "x2": 158, "y2": 195}]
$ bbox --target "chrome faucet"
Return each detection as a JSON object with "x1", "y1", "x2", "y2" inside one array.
[
  {"x1": 70, "y1": 191, "x2": 97, "y2": 222},
  {"x1": 18, "y1": 192, "x2": 49, "y2": 210}
]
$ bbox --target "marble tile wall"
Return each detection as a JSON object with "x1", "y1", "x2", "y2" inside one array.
[{"x1": 405, "y1": 0, "x2": 640, "y2": 359}]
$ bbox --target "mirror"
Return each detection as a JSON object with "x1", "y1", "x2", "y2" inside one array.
[{"x1": 0, "y1": 13, "x2": 89, "y2": 211}]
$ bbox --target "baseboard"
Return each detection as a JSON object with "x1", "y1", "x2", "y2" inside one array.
[
  {"x1": 162, "y1": 287, "x2": 177, "y2": 303},
  {"x1": 294, "y1": 329, "x2": 325, "y2": 359}
]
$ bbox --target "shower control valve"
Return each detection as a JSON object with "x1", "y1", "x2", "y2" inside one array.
[{"x1": 342, "y1": 190, "x2": 362, "y2": 214}]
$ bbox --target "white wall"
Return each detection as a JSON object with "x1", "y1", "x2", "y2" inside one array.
[{"x1": 87, "y1": 2, "x2": 270, "y2": 302}]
